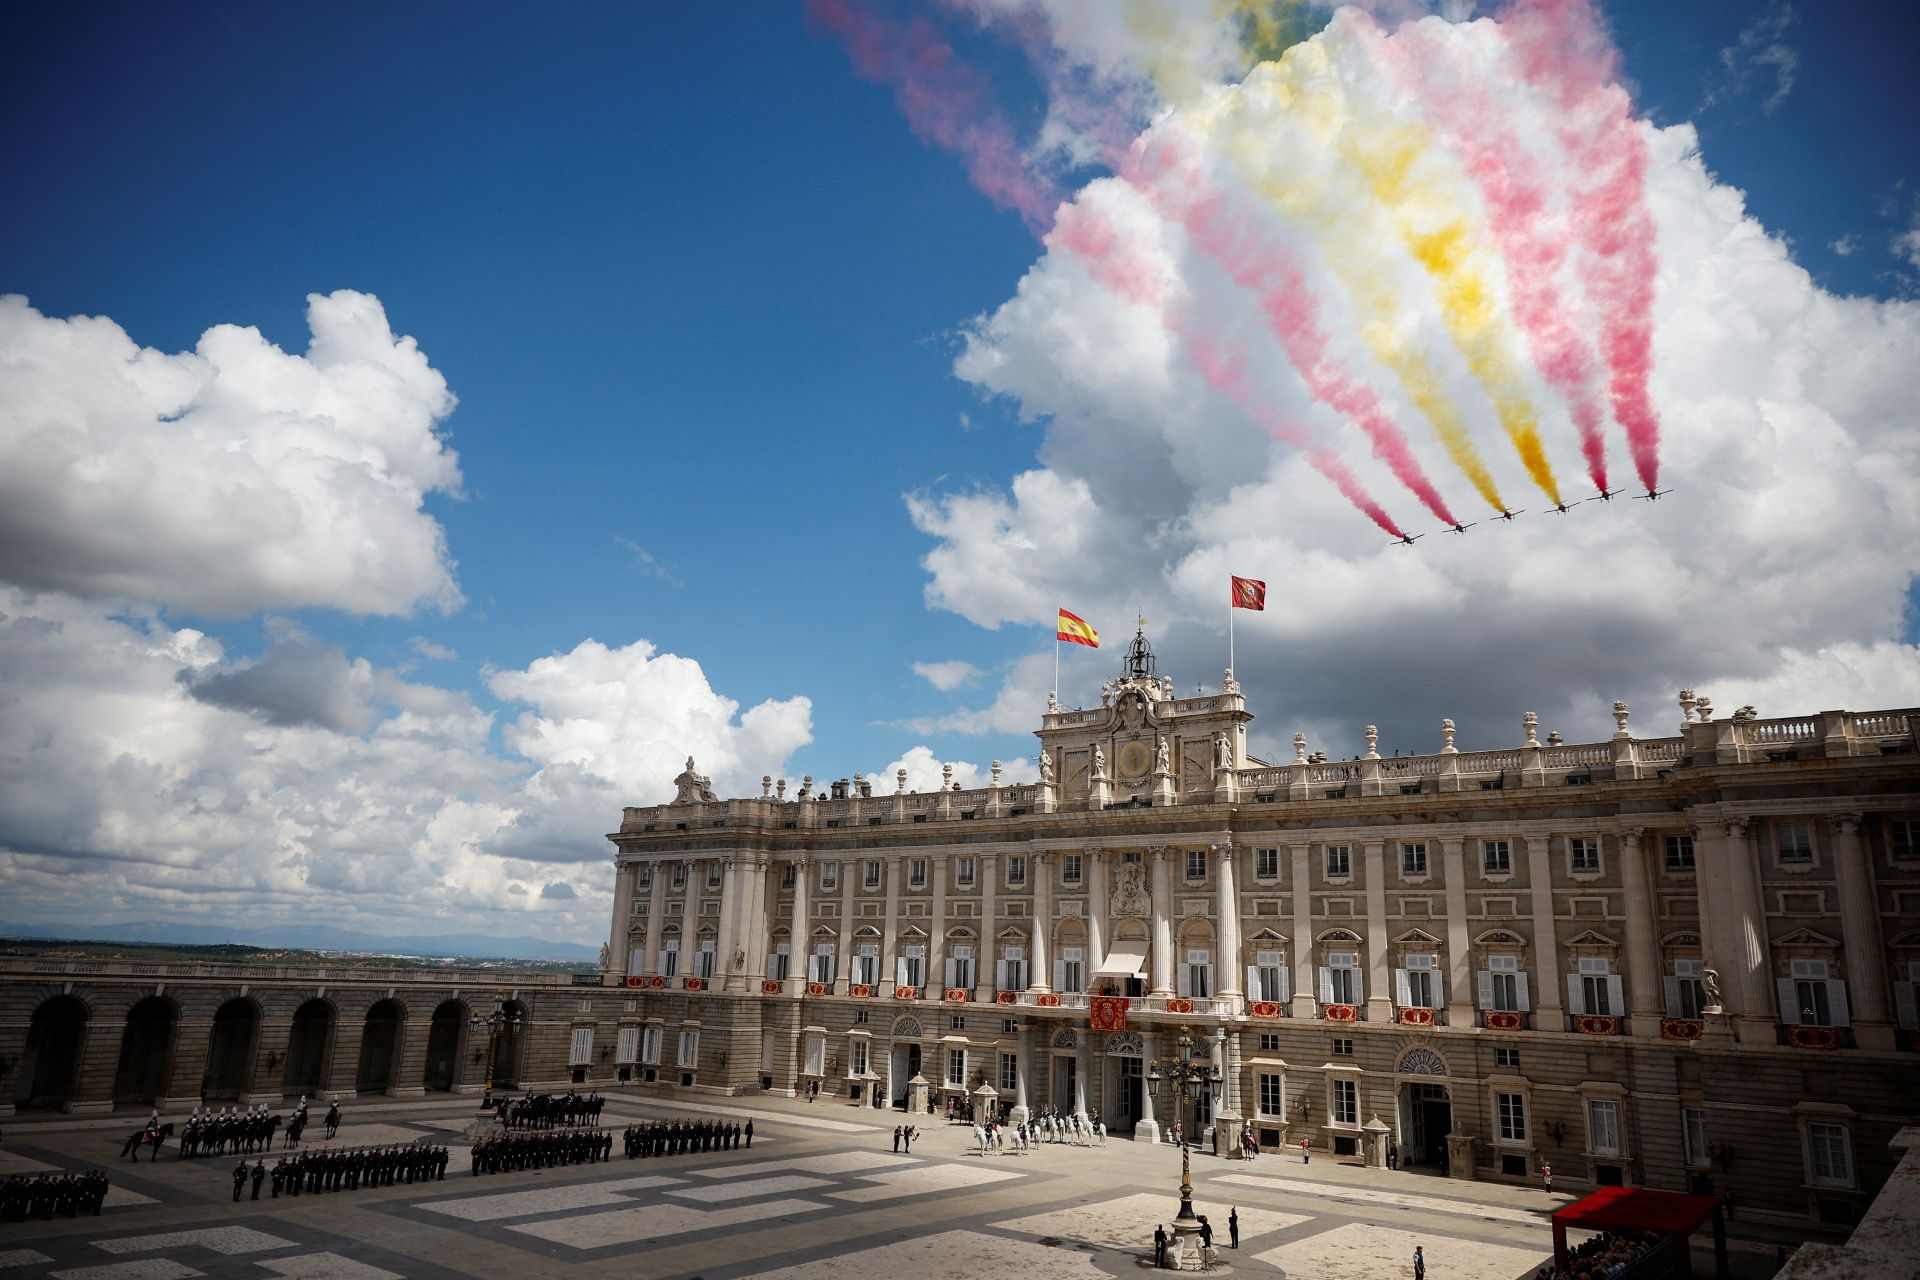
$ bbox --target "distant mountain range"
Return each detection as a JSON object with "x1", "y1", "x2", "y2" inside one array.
[{"x1": 0, "y1": 919, "x2": 598, "y2": 963}]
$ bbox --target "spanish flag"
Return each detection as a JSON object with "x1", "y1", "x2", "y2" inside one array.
[{"x1": 1057, "y1": 608, "x2": 1099, "y2": 649}]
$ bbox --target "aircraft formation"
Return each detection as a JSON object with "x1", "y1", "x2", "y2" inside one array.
[{"x1": 1393, "y1": 487, "x2": 1672, "y2": 545}]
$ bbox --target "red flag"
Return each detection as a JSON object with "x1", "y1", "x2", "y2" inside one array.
[
  {"x1": 1089, "y1": 995, "x2": 1129, "y2": 1033},
  {"x1": 1231, "y1": 576, "x2": 1266, "y2": 611}
]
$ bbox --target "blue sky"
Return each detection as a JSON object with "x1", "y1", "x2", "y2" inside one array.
[{"x1": 2, "y1": 2, "x2": 1916, "y2": 940}]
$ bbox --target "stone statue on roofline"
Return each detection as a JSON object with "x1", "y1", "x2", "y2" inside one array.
[{"x1": 672, "y1": 756, "x2": 717, "y2": 805}]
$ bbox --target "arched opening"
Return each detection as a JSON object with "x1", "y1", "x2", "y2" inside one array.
[
  {"x1": 356, "y1": 999, "x2": 405, "y2": 1094},
  {"x1": 203, "y1": 998, "x2": 260, "y2": 1101},
  {"x1": 488, "y1": 1000, "x2": 527, "y2": 1090},
  {"x1": 113, "y1": 997, "x2": 177, "y2": 1106},
  {"x1": 424, "y1": 1000, "x2": 467, "y2": 1093},
  {"x1": 281, "y1": 999, "x2": 335, "y2": 1098},
  {"x1": 1395, "y1": 1048, "x2": 1454, "y2": 1172},
  {"x1": 16, "y1": 995, "x2": 88, "y2": 1110}
]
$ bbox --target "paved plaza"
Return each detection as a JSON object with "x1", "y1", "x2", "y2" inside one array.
[{"x1": 0, "y1": 1093, "x2": 1789, "y2": 1279}]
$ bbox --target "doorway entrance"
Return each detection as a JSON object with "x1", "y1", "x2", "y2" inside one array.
[
  {"x1": 891, "y1": 1042, "x2": 922, "y2": 1108},
  {"x1": 1401, "y1": 1081, "x2": 1453, "y2": 1167},
  {"x1": 17, "y1": 997, "x2": 87, "y2": 1110},
  {"x1": 1052, "y1": 1054, "x2": 1077, "y2": 1112}
]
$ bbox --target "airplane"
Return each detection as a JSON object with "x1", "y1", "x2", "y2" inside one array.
[
  {"x1": 1492, "y1": 508, "x2": 1525, "y2": 523},
  {"x1": 1586, "y1": 486, "x2": 1626, "y2": 504},
  {"x1": 1548, "y1": 500, "x2": 1579, "y2": 514},
  {"x1": 1446, "y1": 520, "x2": 1477, "y2": 535},
  {"x1": 1392, "y1": 532, "x2": 1425, "y2": 546},
  {"x1": 1634, "y1": 487, "x2": 1674, "y2": 502}
]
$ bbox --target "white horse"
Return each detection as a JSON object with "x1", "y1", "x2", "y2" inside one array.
[
  {"x1": 973, "y1": 1123, "x2": 989, "y2": 1155},
  {"x1": 1092, "y1": 1119, "x2": 1106, "y2": 1146}
]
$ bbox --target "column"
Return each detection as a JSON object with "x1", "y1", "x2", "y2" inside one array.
[
  {"x1": 927, "y1": 853, "x2": 949, "y2": 993},
  {"x1": 1150, "y1": 845, "x2": 1175, "y2": 996},
  {"x1": 1441, "y1": 837, "x2": 1474, "y2": 1027},
  {"x1": 1690, "y1": 823, "x2": 1734, "y2": 1020},
  {"x1": 608, "y1": 862, "x2": 637, "y2": 981},
  {"x1": 1031, "y1": 850, "x2": 1053, "y2": 992},
  {"x1": 1086, "y1": 847, "x2": 1109, "y2": 981},
  {"x1": 715, "y1": 855, "x2": 742, "y2": 992},
  {"x1": 1135, "y1": 1030, "x2": 1160, "y2": 1143},
  {"x1": 643, "y1": 861, "x2": 669, "y2": 975},
  {"x1": 1719, "y1": 818, "x2": 1776, "y2": 1043},
  {"x1": 1215, "y1": 839, "x2": 1242, "y2": 1003},
  {"x1": 1073, "y1": 1032, "x2": 1091, "y2": 1119},
  {"x1": 1290, "y1": 843, "x2": 1317, "y2": 1019},
  {"x1": 879, "y1": 857, "x2": 901, "y2": 992},
  {"x1": 1617, "y1": 828, "x2": 1665, "y2": 1037},
  {"x1": 976, "y1": 853, "x2": 999, "y2": 1002},
  {"x1": 1363, "y1": 840, "x2": 1391, "y2": 1022},
  {"x1": 1523, "y1": 833, "x2": 1565, "y2": 1030},
  {"x1": 1209, "y1": 1026, "x2": 1236, "y2": 1153},
  {"x1": 741, "y1": 855, "x2": 772, "y2": 987},
  {"x1": 787, "y1": 856, "x2": 811, "y2": 995},
  {"x1": 1830, "y1": 814, "x2": 1893, "y2": 1049},
  {"x1": 838, "y1": 857, "x2": 858, "y2": 995},
  {"x1": 1012, "y1": 1021, "x2": 1033, "y2": 1123}
]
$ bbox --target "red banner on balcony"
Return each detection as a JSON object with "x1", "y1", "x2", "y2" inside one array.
[
  {"x1": 1248, "y1": 1001, "x2": 1284, "y2": 1019},
  {"x1": 943, "y1": 987, "x2": 972, "y2": 1003},
  {"x1": 806, "y1": 981, "x2": 828, "y2": 996},
  {"x1": 1786, "y1": 1025, "x2": 1838, "y2": 1050},
  {"x1": 760, "y1": 980, "x2": 782, "y2": 995},
  {"x1": 1090, "y1": 995, "x2": 1129, "y2": 1032},
  {"x1": 849, "y1": 983, "x2": 873, "y2": 998},
  {"x1": 1482, "y1": 1010, "x2": 1523, "y2": 1031},
  {"x1": 647, "y1": 975, "x2": 665, "y2": 989},
  {"x1": 995, "y1": 990, "x2": 1018, "y2": 1005},
  {"x1": 1166, "y1": 998, "x2": 1195, "y2": 1014},
  {"x1": 893, "y1": 985, "x2": 919, "y2": 1000},
  {"x1": 1575, "y1": 1014, "x2": 1619, "y2": 1035},
  {"x1": 1399, "y1": 1007, "x2": 1435, "y2": 1027},
  {"x1": 1036, "y1": 992, "x2": 1062, "y2": 1007},
  {"x1": 1323, "y1": 1003, "x2": 1358, "y2": 1022},
  {"x1": 1660, "y1": 1018, "x2": 1703, "y2": 1041},
  {"x1": 625, "y1": 975, "x2": 645, "y2": 988}
]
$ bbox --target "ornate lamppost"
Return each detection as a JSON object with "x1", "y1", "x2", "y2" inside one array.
[
  {"x1": 469, "y1": 1001, "x2": 523, "y2": 1106},
  {"x1": 1146, "y1": 1027, "x2": 1222, "y2": 1266}
]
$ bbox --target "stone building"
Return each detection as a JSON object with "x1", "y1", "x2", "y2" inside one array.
[{"x1": 600, "y1": 630, "x2": 1918, "y2": 1228}]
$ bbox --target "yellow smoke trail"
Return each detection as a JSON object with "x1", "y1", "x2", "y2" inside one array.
[{"x1": 1193, "y1": 50, "x2": 1511, "y2": 513}]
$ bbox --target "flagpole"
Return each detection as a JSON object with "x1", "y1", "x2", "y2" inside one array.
[
  {"x1": 1228, "y1": 588, "x2": 1235, "y2": 676},
  {"x1": 1055, "y1": 629, "x2": 1061, "y2": 707}
]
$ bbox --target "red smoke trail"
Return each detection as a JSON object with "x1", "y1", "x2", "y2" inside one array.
[
  {"x1": 1501, "y1": 0, "x2": 1662, "y2": 491},
  {"x1": 1366, "y1": 17, "x2": 1610, "y2": 493},
  {"x1": 808, "y1": 0, "x2": 1060, "y2": 233},
  {"x1": 1126, "y1": 132, "x2": 1459, "y2": 527},
  {"x1": 1049, "y1": 200, "x2": 1407, "y2": 539}
]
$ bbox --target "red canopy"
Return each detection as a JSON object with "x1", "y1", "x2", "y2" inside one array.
[{"x1": 1551, "y1": 1186, "x2": 1728, "y2": 1279}]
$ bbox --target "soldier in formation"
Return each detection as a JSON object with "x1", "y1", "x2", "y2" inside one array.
[
  {"x1": 181, "y1": 1105, "x2": 282, "y2": 1158},
  {"x1": 618, "y1": 1118, "x2": 743, "y2": 1159},
  {"x1": 469, "y1": 1126, "x2": 613, "y2": 1174},
  {"x1": 260, "y1": 1143, "x2": 449, "y2": 1196},
  {"x1": 0, "y1": 1171, "x2": 109, "y2": 1219}
]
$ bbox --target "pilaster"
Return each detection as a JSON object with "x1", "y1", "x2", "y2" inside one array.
[
  {"x1": 1290, "y1": 843, "x2": 1316, "y2": 1019},
  {"x1": 1214, "y1": 840, "x2": 1242, "y2": 1000},
  {"x1": 1086, "y1": 847, "x2": 1109, "y2": 980},
  {"x1": 1523, "y1": 832, "x2": 1564, "y2": 1029},
  {"x1": 1150, "y1": 845, "x2": 1175, "y2": 996},
  {"x1": 975, "y1": 853, "x2": 998, "y2": 1001},
  {"x1": 786, "y1": 856, "x2": 811, "y2": 996},
  {"x1": 1617, "y1": 827, "x2": 1665, "y2": 1037},
  {"x1": 1829, "y1": 813, "x2": 1894, "y2": 1049},
  {"x1": 1363, "y1": 840, "x2": 1391, "y2": 1022},
  {"x1": 1441, "y1": 837, "x2": 1474, "y2": 1026},
  {"x1": 1031, "y1": 851, "x2": 1053, "y2": 993}
]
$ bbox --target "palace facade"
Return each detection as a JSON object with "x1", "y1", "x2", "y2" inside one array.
[{"x1": 601, "y1": 631, "x2": 1919, "y2": 1227}]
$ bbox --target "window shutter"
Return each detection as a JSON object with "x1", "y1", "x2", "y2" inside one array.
[
  {"x1": 628, "y1": 947, "x2": 646, "y2": 975},
  {"x1": 1663, "y1": 976, "x2": 1681, "y2": 1015},
  {"x1": 1895, "y1": 980, "x2": 1918, "y2": 1030},
  {"x1": 1777, "y1": 978, "x2": 1800, "y2": 1024},
  {"x1": 1245, "y1": 965, "x2": 1259, "y2": 999},
  {"x1": 1606, "y1": 975, "x2": 1623, "y2": 1016},
  {"x1": 616, "y1": 1027, "x2": 638, "y2": 1063},
  {"x1": 945, "y1": 957, "x2": 957, "y2": 988},
  {"x1": 570, "y1": 1027, "x2": 592, "y2": 1065},
  {"x1": 1318, "y1": 966, "x2": 1333, "y2": 1005},
  {"x1": 1478, "y1": 971, "x2": 1495, "y2": 1009},
  {"x1": 896, "y1": 955, "x2": 908, "y2": 988},
  {"x1": 995, "y1": 958, "x2": 1008, "y2": 990},
  {"x1": 1828, "y1": 980, "x2": 1850, "y2": 1028},
  {"x1": 1516, "y1": 973, "x2": 1531, "y2": 1012},
  {"x1": 1567, "y1": 974, "x2": 1584, "y2": 1016},
  {"x1": 1352, "y1": 968, "x2": 1365, "y2": 1004},
  {"x1": 1054, "y1": 958, "x2": 1066, "y2": 992},
  {"x1": 1278, "y1": 964, "x2": 1292, "y2": 1002},
  {"x1": 1395, "y1": 969, "x2": 1411, "y2": 1008}
]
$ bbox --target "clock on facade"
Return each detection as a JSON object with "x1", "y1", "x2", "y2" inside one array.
[{"x1": 1117, "y1": 739, "x2": 1152, "y2": 779}]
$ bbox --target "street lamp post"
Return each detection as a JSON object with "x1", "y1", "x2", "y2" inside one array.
[
  {"x1": 468, "y1": 1001, "x2": 523, "y2": 1107},
  {"x1": 1146, "y1": 1026, "x2": 1222, "y2": 1269}
]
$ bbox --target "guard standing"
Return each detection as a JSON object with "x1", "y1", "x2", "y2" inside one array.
[
  {"x1": 1154, "y1": 1224, "x2": 1167, "y2": 1268},
  {"x1": 1228, "y1": 1207, "x2": 1240, "y2": 1249},
  {"x1": 250, "y1": 1161, "x2": 265, "y2": 1201},
  {"x1": 231, "y1": 1159, "x2": 248, "y2": 1202}
]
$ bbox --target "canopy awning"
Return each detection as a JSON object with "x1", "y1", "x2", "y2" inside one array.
[{"x1": 1095, "y1": 944, "x2": 1148, "y2": 978}]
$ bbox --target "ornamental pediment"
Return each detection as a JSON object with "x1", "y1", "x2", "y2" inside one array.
[{"x1": 1774, "y1": 927, "x2": 1840, "y2": 949}]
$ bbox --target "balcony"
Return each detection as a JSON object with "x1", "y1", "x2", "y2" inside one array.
[
  {"x1": 1659, "y1": 1018, "x2": 1704, "y2": 1042},
  {"x1": 1482, "y1": 1009, "x2": 1528, "y2": 1031},
  {"x1": 1571, "y1": 1014, "x2": 1622, "y2": 1035},
  {"x1": 1397, "y1": 1006, "x2": 1446, "y2": 1027},
  {"x1": 1777, "y1": 1024, "x2": 1855, "y2": 1050}
]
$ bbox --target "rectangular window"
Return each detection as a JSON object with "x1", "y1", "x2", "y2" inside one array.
[
  {"x1": 1401, "y1": 842, "x2": 1428, "y2": 877},
  {"x1": 1007, "y1": 856, "x2": 1026, "y2": 886},
  {"x1": 637, "y1": 864, "x2": 654, "y2": 889},
  {"x1": 661, "y1": 939, "x2": 680, "y2": 978},
  {"x1": 802, "y1": 1033, "x2": 825, "y2": 1077},
  {"x1": 852, "y1": 1040, "x2": 869, "y2": 1075},
  {"x1": 1258, "y1": 1073, "x2": 1283, "y2": 1116},
  {"x1": 856, "y1": 1008, "x2": 870, "y2": 1025},
  {"x1": 1894, "y1": 819, "x2": 1919, "y2": 861},
  {"x1": 1401, "y1": 956, "x2": 1437, "y2": 1008},
  {"x1": 569, "y1": 1027, "x2": 593, "y2": 1066},
  {"x1": 1186, "y1": 849, "x2": 1207, "y2": 881},
  {"x1": 1683, "y1": 1108, "x2": 1709, "y2": 1168},
  {"x1": 1183, "y1": 949, "x2": 1212, "y2": 999},
  {"x1": 1254, "y1": 950, "x2": 1286, "y2": 1002},
  {"x1": 1588, "y1": 1099, "x2": 1621, "y2": 1156},
  {"x1": 768, "y1": 942, "x2": 791, "y2": 982},
  {"x1": 671, "y1": 864, "x2": 687, "y2": 890},
  {"x1": 821, "y1": 862, "x2": 839, "y2": 890},
  {"x1": 946, "y1": 1047, "x2": 966, "y2": 1086},
  {"x1": 1325, "y1": 845, "x2": 1351, "y2": 878},
  {"x1": 1793, "y1": 966, "x2": 1835, "y2": 1026},
  {"x1": 706, "y1": 863, "x2": 723, "y2": 890},
  {"x1": 1665, "y1": 834, "x2": 1695, "y2": 871},
  {"x1": 1256, "y1": 848, "x2": 1279, "y2": 879},
  {"x1": 864, "y1": 860, "x2": 882, "y2": 888},
  {"x1": 1332, "y1": 1037, "x2": 1353, "y2": 1056},
  {"x1": 1776, "y1": 822, "x2": 1813, "y2": 863},
  {"x1": 1325, "y1": 952, "x2": 1358, "y2": 1006},
  {"x1": 901, "y1": 944, "x2": 925, "y2": 990},
  {"x1": 811, "y1": 943, "x2": 835, "y2": 985},
  {"x1": 1001, "y1": 945, "x2": 1027, "y2": 992},
  {"x1": 1670, "y1": 958, "x2": 1706, "y2": 1019},
  {"x1": 1807, "y1": 1123, "x2": 1852, "y2": 1187},
  {"x1": 1061, "y1": 946, "x2": 1085, "y2": 994},
  {"x1": 676, "y1": 1029, "x2": 699, "y2": 1069},
  {"x1": 1258, "y1": 1032, "x2": 1281, "y2": 1051},
  {"x1": 1578, "y1": 958, "x2": 1614, "y2": 1016},
  {"x1": 951, "y1": 945, "x2": 975, "y2": 991},
  {"x1": 853, "y1": 943, "x2": 879, "y2": 986},
  {"x1": 1495, "y1": 1048, "x2": 1520, "y2": 1068},
  {"x1": 1000, "y1": 1052, "x2": 1019, "y2": 1092},
  {"x1": 1482, "y1": 839, "x2": 1512, "y2": 875},
  {"x1": 782, "y1": 863, "x2": 796, "y2": 889},
  {"x1": 616, "y1": 1026, "x2": 639, "y2": 1064},
  {"x1": 641, "y1": 1026, "x2": 662, "y2": 1064},
  {"x1": 1498, "y1": 1092, "x2": 1527, "y2": 1143},
  {"x1": 1332, "y1": 1078, "x2": 1358, "y2": 1126},
  {"x1": 909, "y1": 859, "x2": 927, "y2": 887},
  {"x1": 695, "y1": 940, "x2": 716, "y2": 980},
  {"x1": 1570, "y1": 836, "x2": 1600, "y2": 873},
  {"x1": 1063, "y1": 853, "x2": 1082, "y2": 885},
  {"x1": 956, "y1": 857, "x2": 975, "y2": 886}
]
